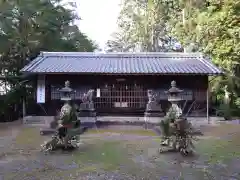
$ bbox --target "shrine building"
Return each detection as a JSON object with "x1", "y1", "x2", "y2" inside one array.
[{"x1": 21, "y1": 52, "x2": 223, "y2": 120}]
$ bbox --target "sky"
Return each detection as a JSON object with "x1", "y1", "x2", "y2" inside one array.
[{"x1": 74, "y1": 0, "x2": 121, "y2": 50}]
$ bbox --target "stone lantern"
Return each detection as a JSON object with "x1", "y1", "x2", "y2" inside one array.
[
  {"x1": 40, "y1": 80, "x2": 76, "y2": 134},
  {"x1": 58, "y1": 80, "x2": 76, "y2": 124},
  {"x1": 160, "y1": 81, "x2": 194, "y2": 155},
  {"x1": 165, "y1": 80, "x2": 183, "y2": 118},
  {"x1": 59, "y1": 80, "x2": 74, "y2": 102}
]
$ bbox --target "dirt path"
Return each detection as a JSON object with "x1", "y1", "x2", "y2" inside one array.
[{"x1": 0, "y1": 120, "x2": 22, "y2": 152}]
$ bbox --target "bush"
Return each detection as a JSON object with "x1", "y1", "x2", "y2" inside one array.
[{"x1": 216, "y1": 104, "x2": 233, "y2": 120}]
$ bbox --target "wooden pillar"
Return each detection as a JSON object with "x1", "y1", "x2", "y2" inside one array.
[
  {"x1": 22, "y1": 98, "x2": 26, "y2": 116},
  {"x1": 22, "y1": 98, "x2": 26, "y2": 123},
  {"x1": 207, "y1": 86, "x2": 209, "y2": 124}
]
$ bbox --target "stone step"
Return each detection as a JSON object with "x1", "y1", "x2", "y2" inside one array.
[{"x1": 97, "y1": 116, "x2": 144, "y2": 122}]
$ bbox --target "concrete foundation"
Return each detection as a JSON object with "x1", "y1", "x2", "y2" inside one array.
[
  {"x1": 23, "y1": 115, "x2": 224, "y2": 127},
  {"x1": 23, "y1": 116, "x2": 54, "y2": 126}
]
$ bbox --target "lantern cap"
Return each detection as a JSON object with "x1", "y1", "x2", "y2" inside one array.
[
  {"x1": 59, "y1": 80, "x2": 73, "y2": 92},
  {"x1": 165, "y1": 80, "x2": 183, "y2": 94}
]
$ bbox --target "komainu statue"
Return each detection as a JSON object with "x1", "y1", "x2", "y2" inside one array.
[
  {"x1": 147, "y1": 89, "x2": 156, "y2": 102},
  {"x1": 82, "y1": 89, "x2": 94, "y2": 103}
]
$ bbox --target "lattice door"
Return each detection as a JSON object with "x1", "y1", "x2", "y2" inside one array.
[{"x1": 95, "y1": 82, "x2": 146, "y2": 110}]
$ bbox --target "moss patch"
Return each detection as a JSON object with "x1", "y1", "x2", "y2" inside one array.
[
  {"x1": 15, "y1": 127, "x2": 46, "y2": 148},
  {"x1": 71, "y1": 140, "x2": 129, "y2": 171},
  {"x1": 197, "y1": 124, "x2": 240, "y2": 163},
  {"x1": 196, "y1": 137, "x2": 240, "y2": 163},
  {"x1": 2, "y1": 124, "x2": 240, "y2": 179}
]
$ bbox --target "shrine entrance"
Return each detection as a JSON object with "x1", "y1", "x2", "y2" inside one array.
[{"x1": 95, "y1": 80, "x2": 147, "y2": 115}]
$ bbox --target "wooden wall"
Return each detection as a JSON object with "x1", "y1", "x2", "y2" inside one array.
[{"x1": 29, "y1": 74, "x2": 208, "y2": 116}]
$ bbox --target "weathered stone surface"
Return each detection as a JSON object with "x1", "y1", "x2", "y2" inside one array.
[
  {"x1": 79, "y1": 102, "x2": 95, "y2": 111},
  {"x1": 78, "y1": 110, "x2": 96, "y2": 117},
  {"x1": 145, "y1": 89, "x2": 164, "y2": 117},
  {"x1": 144, "y1": 111, "x2": 164, "y2": 117}
]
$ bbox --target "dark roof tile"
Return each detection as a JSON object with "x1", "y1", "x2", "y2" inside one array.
[{"x1": 21, "y1": 52, "x2": 223, "y2": 75}]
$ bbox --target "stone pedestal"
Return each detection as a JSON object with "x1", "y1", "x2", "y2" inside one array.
[
  {"x1": 78, "y1": 102, "x2": 96, "y2": 128},
  {"x1": 144, "y1": 101, "x2": 164, "y2": 117},
  {"x1": 79, "y1": 102, "x2": 96, "y2": 117},
  {"x1": 40, "y1": 116, "x2": 58, "y2": 135},
  {"x1": 79, "y1": 102, "x2": 95, "y2": 111},
  {"x1": 144, "y1": 101, "x2": 164, "y2": 129}
]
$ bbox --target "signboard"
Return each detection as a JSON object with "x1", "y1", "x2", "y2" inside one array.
[
  {"x1": 96, "y1": 88, "x2": 101, "y2": 97},
  {"x1": 121, "y1": 102, "x2": 128, "y2": 107},
  {"x1": 37, "y1": 75, "x2": 45, "y2": 103},
  {"x1": 114, "y1": 102, "x2": 121, "y2": 107},
  {"x1": 114, "y1": 102, "x2": 128, "y2": 108}
]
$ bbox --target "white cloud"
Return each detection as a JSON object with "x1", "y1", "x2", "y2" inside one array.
[{"x1": 74, "y1": 0, "x2": 121, "y2": 49}]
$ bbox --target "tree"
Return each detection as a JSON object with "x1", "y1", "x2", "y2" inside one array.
[
  {"x1": 170, "y1": 0, "x2": 240, "y2": 107},
  {"x1": 0, "y1": 0, "x2": 97, "y2": 77},
  {"x1": 105, "y1": 0, "x2": 181, "y2": 52},
  {"x1": 0, "y1": 0, "x2": 97, "y2": 120}
]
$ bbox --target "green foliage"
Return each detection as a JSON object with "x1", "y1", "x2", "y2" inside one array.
[
  {"x1": 169, "y1": 0, "x2": 240, "y2": 107},
  {"x1": 0, "y1": 0, "x2": 97, "y2": 120},
  {"x1": 216, "y1": 104, "x2": 232, "y2": 120},
  {"x1": 0, "y1": 79, "x2": 30, "y2": 121},
  {"x1": 0, "y1": 0, "x2": 96, "y2": 75},
  {"x1": 106, "y1": 0, "x2": 181, "y2": 52},
  {"x1": 107, "y1": 0, "x2": 240, "y2": 112},
  {"x1": 160, "y1": 118, "x2": 170, "y2": 137},
  {"x1": 217, "y1": 103, "x2": 240, "y2": 119},
  {"x1": 235, "y1": 97, "x2": 240, "y2": 109},
  {"x1": 160, "y1": 105, "x2": 196, "y2": 155}
]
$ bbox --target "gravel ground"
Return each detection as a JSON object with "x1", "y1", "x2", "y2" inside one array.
[{"x1": 0, "y1": 122, "x2": 240, "y2": 180}]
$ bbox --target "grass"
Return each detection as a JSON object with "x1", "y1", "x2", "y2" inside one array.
[
  {"x1": 8, "y1": 126, "x2": 135, "y2": 171},
  {"x1": 72, "y1": 140, "x2": 129, "y2": 171},
  {"x1": 197, "y1": 136, "x2": 240, "y2": 163},
  {"x1": 15, "y1": 127, "x2": 45, "y2": 146},
  {"x1": 1, "y1": 124, "x2": 240, "y2": 179},
  {"x1": 5, "y1": 140, "x2": 128, "y2": 180}
]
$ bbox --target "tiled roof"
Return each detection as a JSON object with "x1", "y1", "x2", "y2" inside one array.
[{"x1": 21, "y1": 52, "x2": 223, "y2": 75}]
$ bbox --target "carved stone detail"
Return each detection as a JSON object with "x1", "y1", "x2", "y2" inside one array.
[{"x1": 145, "y1": 89, "x2": 164, "y2": 117}]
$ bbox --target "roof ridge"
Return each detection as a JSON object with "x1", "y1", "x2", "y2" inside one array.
[
  {"x1": 40, "y1": 51, "x2": 204, "y2": 58},
  {"x1": 21, "y1": 55, "x2": 46, "y2": 72},
  {"x1": 197, "y1": 55, "x2": 223, "y2": 74}
]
